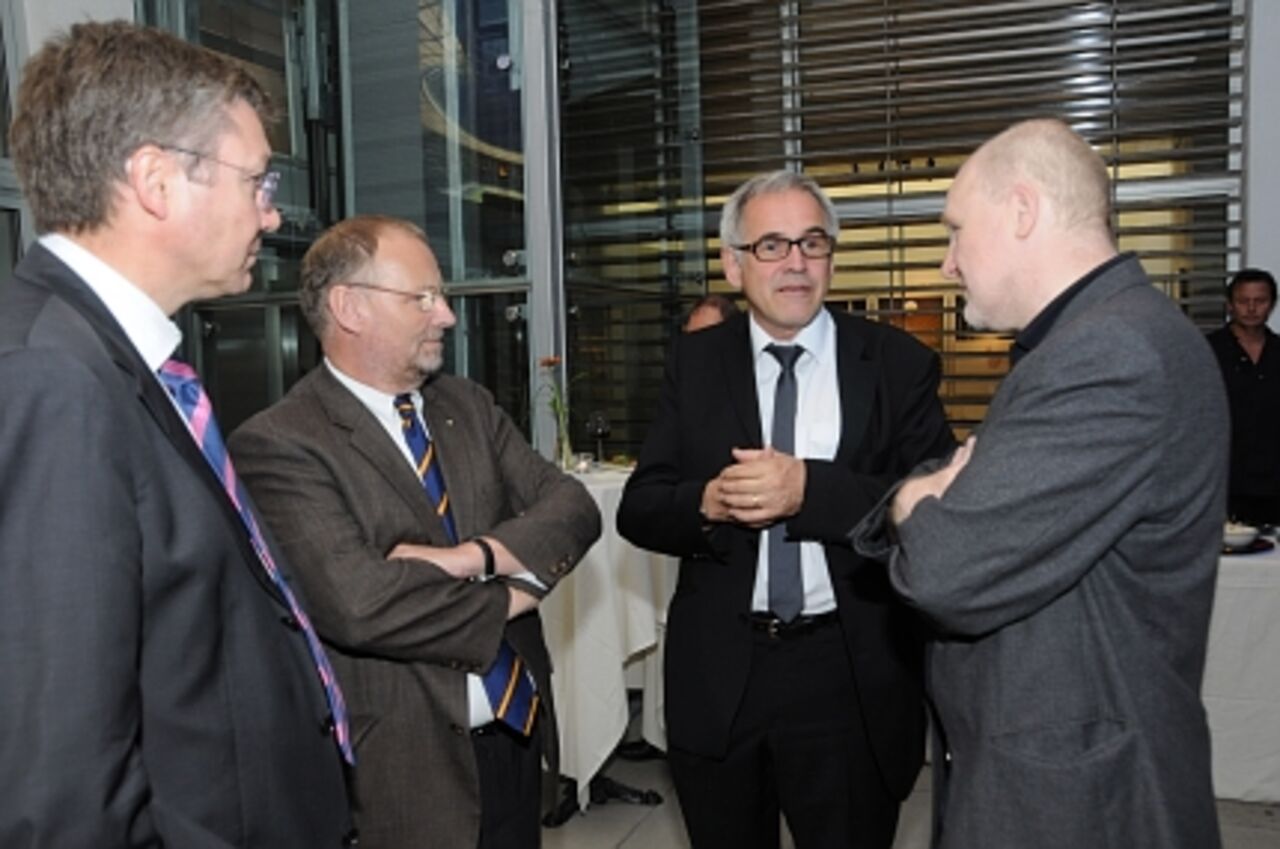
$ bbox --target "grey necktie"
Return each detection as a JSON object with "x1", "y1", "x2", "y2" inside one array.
[{"x1": 765, "y1": 343, "x2": 804, "y2": 622}]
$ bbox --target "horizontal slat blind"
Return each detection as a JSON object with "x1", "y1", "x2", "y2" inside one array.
[
  {"x1": 559, "y1": 1, "x2": 697, "y2": 458},
  {"x1": 561, "y1": 0, "x2": 1242, "y2": 449}
]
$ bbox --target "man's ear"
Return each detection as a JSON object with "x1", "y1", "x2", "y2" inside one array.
[
  {"x1": 126, "y1": 144, "x2": 175, "y2": 220},
  {"x1": 326, "y1": 283, "x2": 364, "y2": 334},
  {"x1": 721, "y1": 247, "x2": 745, "y2": 291},
  {"x1": 1011, "y1": 182, "x2": 1039, "y2": 240}
]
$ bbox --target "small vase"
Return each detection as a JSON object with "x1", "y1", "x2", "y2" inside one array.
[{"x1": 557, "y1": 425, "x2": 574, "y2": 471}]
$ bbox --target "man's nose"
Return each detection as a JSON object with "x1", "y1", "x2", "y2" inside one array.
[
  {"x1": 782, "y1": 241, "x2": 808, "y2": 271},
  {"x1": 435, "y1": 299, "x2": 458, "y2": 328},
  {"x1": 260, "y1": 204, "x2": 282, "y2": 234},
  {"x1": 941, "y1": 248, "x2": 958, "y2": 280}
]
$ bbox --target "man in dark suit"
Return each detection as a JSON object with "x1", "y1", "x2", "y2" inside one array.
[
  {"x1": 853, "y1": 119, "x2": 1227, "y2": 848},
  {"x1": 617, "y1": 171, "x2": 955, "y2": 849},
  {"x1": 0, "y1": 21, "x2": 353, "y2": 848},
  {"x1": 229, "y1": 215, "x2": 601, "y2": 849}
]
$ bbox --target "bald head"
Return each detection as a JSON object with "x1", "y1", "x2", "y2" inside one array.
[
  {"x1": 941, "y1": 119, "x2": 1119, "y2": 332},
  {"x1": 968, "y1": 118, "x2": 1112, "y2": 237}
]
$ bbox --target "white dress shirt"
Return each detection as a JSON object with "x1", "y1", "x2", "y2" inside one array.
[
  {"x1": 748, "y1": 308, "x2": 841, "y2": 615},
  {"x1": 39, "y1": 234, "x2": 202, "y2": 436},
  {"x1": 40, "y1": 234, "x2": 182, "y2": 373}
]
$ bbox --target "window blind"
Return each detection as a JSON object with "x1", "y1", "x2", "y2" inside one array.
[{"x1": 561, "y1": 0, "x2": 1241, "y2": 448}]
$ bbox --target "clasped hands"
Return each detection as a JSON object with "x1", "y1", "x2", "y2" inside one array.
[{"x1": 701, "y1": 446, "x2": 805, "y2": 528}]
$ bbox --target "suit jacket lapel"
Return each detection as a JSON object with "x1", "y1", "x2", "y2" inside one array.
[
  {"x1": 832, "y1": 311, "x2": 875, "y2": 464},
  {"x1": 311, "y1": 367, "x2": 453, "y2": 542},
  {"x1": 721, "y1": 315, "x2": 764, "y2": 446}
]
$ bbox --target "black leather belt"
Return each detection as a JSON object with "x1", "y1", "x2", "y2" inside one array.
[{"x1": 744, "y1": 610, "x2": 839, "y2": 640}]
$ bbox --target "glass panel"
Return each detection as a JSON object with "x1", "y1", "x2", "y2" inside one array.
[
  {"x1": 142, "y1": 0, "x2": 340, "y2": 244},
  {"x1": 193, "y1": 0, "x2": 298, "y2": 157},
  {"x1": 194, "y1": 302, "x2": 321, "y2": 433},
  {"x1": 559, "y1": 0, "x2": 700, "y2": 457},
  {"x1": 347, "y1": 0, "x2": 526, "y2": 284},
  {"x1": 0, "y1": 209, "x2": 20, "y2": 276},
  {"x1": 447, "y1": 291, "x2": 531, "y2": 435},
  {"x1": 195, "y1": 307, "x2": 274, "y2": 432}
]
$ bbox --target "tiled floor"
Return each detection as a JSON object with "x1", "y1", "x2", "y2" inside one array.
[{"x1": 543, "y1": 756, "x2": 1280, "y2": 849}]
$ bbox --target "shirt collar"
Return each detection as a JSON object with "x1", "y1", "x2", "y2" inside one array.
[
  {"x1": 324, "y1": 358, "x2": 409, "y2": 419},
  {"x1": 748, "y1": 306, "x2": 833, "y2": 365},
  {"x1": 40, "y1": 233, "x2": 182, "y2": 371},
  {"x1": 1012, "y1": 252, "x2": 1129, "y2": 365}
]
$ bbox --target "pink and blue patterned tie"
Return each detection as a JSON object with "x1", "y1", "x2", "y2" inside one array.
[
  {"x1": 393, "y1": 393, "x2": 539, "y2": 735},
  {"x1": 158, "y1": 359, "x2": 355, "y2": 764}
]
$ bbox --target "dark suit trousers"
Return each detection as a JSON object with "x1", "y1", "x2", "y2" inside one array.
[
  {"x1": 667, "y1": 619, "x2": 899, "y2": 849},
  {"x1": 474, "y1": 720, "x2": 542, "y2": 849}
]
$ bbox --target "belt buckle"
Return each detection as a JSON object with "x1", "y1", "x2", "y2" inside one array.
[{"x1": 767, "y1": 617, "x2": 782, "y2": 639}]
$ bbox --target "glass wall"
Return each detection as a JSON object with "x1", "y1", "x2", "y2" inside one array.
[
  {"x1": 147, "y1": 0, "x2": 556, "y2": 439},
  {"x1": 343, "y1": 0, "x2": 536, "y2": 425},
  {"x1": 142, "y1": 0, "x2": 345, "y2": 430},
  {"x1": 0, "y1": 12, "x2": 24, "y2": 282}
]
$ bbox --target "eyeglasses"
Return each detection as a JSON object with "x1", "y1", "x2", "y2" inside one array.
[
  {"x1": 160, "y1": 144, "x2": 281, "y2": 212},
  {"x1": 732, "y1": 230, "x2": 836, "y2": 262},
  {"x1": 341, "y1": 281, "x2": 446, "y2": 312}
]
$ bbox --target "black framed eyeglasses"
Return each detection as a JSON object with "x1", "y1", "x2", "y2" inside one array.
[
  {"x1": 340, "y1": 281, "x2": 446, "y2": 312},
  {"x1": 160, "y1": 144, "x2": 281, "y2": 212},
  {"x1": 732, "y1": 230, "x2": 836, "y2": 262}
]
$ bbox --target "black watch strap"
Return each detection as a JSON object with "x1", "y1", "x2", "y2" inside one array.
[{"x1": 473, "y1": 537, "x2": 495, "y2": 578}]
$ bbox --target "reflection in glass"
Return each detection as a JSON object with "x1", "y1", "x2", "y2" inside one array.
[
  {"x1": 446, "y1": 291, "x2": 530, "y2": 436},
  {"x1": 584, "y1": 410, "x2": 610, "y2": 462},
  {"x1": 193, "y1": 0, "x2": 296, "y2": 156},
  {"x1": 348, "y1": 0, "x2": 525, "y2": 284},
  {"x1": 194, "y1": 303, "x2": 320, "y2": 434}
]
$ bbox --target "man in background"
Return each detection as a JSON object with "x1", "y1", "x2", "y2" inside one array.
[
  {"x1": 853, "y1": 118, "x2": 1226, "y2": 848},
  {"x1": 684, "y1": 292, "x2": 739, "y2": 332},
  {"x1": 0, "y1": 20, "x2": 352, "y2": 847},
  {"x1": 619, "y1": 171, "x2": 954, "y2": 849},
  {"x1": 1207, "y1": 267, "x2": 1280, "y2": 525},
  {"x1": 230, "y1": 214, "x2": 600, "y2": 849}
]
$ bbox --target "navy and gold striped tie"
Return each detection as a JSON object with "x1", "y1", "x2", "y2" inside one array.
[
  {"x1": 393, "y1": 394, "x2": 539, "y2": 735},
  {"x1": 394, "y1": 393, "x2": 458, "y2": 542}
]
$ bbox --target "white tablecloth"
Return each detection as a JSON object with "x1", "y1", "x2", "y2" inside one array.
[
  {"x1": 540, "y1": 469, "x2": 677, "y2": 807},
  {"x1": 1203, "y1": 542, "x2": 1280, "y2": 802}
]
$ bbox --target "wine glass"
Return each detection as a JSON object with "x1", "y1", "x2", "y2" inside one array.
[{"x1": 585, "y1": 410, "x2": 611, "y2": 463}]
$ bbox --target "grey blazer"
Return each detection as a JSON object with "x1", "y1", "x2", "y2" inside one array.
[
  {"x1": 229, "y1": 364, "x2": 601, "y2": 849},
  {"x1": 854, "y1": 254, "x2": 1228, "y2": 848},
  {"x1": 0, "y1": 244, "x2": 352, "y2": 847}
]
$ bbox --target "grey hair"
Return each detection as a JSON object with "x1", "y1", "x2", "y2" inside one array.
[{"x1": 719, "y1": 170, "x2": 839, "y2": 249}]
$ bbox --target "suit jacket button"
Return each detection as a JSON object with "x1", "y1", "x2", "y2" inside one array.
[
  {"x1": 341, "y1": 827, "x2": 360, "y2": 846},
  {"x1": 320, "y1": 713, "x2": 335, "y2": 736},
  {"x1": 449, "y1": 723, "x2": 466, "y2": 736},
  {"x1": 280, "y1": 614, "x2": 301, "y2": 631}
]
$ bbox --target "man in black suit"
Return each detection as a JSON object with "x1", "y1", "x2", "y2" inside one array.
[
  {"x1": 617, "y1": 171, "x2": 954, "y2": 849},
  {"x1": 0, "y1": 21, "x2": 351, "y2": 847}
]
